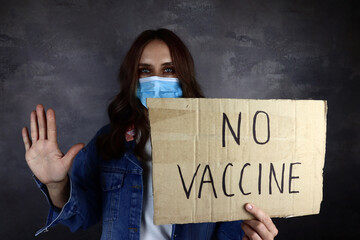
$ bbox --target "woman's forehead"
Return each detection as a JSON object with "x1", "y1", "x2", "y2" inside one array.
[{"x1": 139, "y1": 39, "x2": 172, "y2": 64}]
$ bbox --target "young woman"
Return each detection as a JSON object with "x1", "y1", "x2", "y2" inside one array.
[{"x1": 22, "y1": 29, "x2": 278, "y2": 240}]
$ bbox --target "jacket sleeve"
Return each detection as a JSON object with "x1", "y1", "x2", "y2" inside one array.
[
  {"x1": 34, "y1": 128, "x2": 106, "y2": 236},
  {"x1": 215, "y1": 220, "x2": 244, "y2": 240}
]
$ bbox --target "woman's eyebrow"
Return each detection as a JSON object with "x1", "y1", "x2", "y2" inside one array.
[
  {"x1": 161, "y1": 62, "x2": 174, "y2": 66},
  {"x1": 138, "y1": 63, "x2": 153, "y2": 67}
]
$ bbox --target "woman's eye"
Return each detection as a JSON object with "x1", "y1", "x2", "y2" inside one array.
[
  {"x1": 164, "y1": 68, "x2": 175, "y2": 73},
  {"x1": 139, "y1": 68, "x2": 150, "y2": 74}
]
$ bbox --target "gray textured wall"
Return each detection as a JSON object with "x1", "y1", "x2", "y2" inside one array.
[{"x1": 1, "y1": 0, "x2": 359, "y2": 239}]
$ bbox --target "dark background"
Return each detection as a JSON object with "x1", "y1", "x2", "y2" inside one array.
[{"x1": 1, "y1": 0, "x2": 359, "y2": 239}]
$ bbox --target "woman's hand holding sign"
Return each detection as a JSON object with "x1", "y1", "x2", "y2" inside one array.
[{"x1": 242, "y1": 203, "x2": 278, "y2": 240}]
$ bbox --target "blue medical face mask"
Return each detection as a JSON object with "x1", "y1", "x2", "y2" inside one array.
[{"x1": 136, "y1": 76, "x2": 183, "y2": 108}]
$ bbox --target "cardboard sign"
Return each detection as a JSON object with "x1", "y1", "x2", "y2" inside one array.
[{"x1": 148, "y1": 98, "x2": 327, "y2": 225}]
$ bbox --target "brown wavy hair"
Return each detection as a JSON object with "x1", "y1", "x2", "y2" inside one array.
[{"x1": 97, "y1": 28, "x2": 204, "y2": 161}]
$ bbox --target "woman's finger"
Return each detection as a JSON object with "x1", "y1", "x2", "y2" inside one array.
[
  {"x1": 241, "y1": 222, "x2": 262, "y2": 240},
  {"x1": 47, "y1": 108, "x2": 57, "y2": 142},
  {"x1": 245, "y1": 203, "x2": 278, "y2": 236},
  {"x1": 62, "y1": 143, "x2": 85, "y2": 169},
  {"x1": 30, "y1": 110, "x2": 38, "y2": 143},
  {"x1": 242, "y1": 235, "x2": 250, "y2": 240},
  {"x1": 22, "y1": 127, "x2": 31, "y2": 151},
  {"x1": 243, "y1": 220, "x2": 271, "y2": 239},
  {"x1": 36, "y1": 104, "x2": 47, "y2": 140}
]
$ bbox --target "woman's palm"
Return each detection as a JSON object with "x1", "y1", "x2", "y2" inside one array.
[{"x1": 22, "y1": 105, "x2": 84, "y2": 185}]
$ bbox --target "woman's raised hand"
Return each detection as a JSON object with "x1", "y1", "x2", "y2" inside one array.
[{"x1": 22, "y1": 105, "x2": 84, "y2": 189}]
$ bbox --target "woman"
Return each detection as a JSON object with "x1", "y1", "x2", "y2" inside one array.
[{"x1": 22, "y1": 29, "x2": 278, "y2": 240}]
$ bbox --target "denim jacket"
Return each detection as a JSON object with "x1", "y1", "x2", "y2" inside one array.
[{"x1": 34, "y1": 125, "x2": 244, "y2": 240}]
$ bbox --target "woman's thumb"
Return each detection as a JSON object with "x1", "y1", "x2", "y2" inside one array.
[{"x1": 63, "y1": 143, "x2": 85, "y2": 168}]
